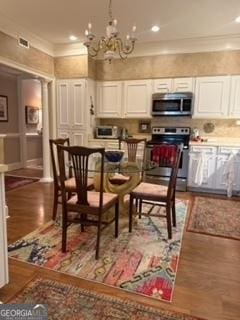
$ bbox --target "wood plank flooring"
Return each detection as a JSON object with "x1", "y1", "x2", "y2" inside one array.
[{"x1": 1, "y1": 169, "x2": 240, "y2": 320}]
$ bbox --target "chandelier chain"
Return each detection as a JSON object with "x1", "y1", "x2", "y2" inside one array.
[
  {"x1": 108, "y1": 0, "x2": 113, "y2": 21},
  {"x1": 84, "y1": 0, "x2": 136, "y2": 62}
]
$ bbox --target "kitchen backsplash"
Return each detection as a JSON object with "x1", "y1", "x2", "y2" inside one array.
[{"x1": 100, "y1": 118, "x2": 240, "y2": 138}]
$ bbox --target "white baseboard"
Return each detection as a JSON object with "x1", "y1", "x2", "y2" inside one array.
[
  {"x1": 26, "y1": 158, "x2": 43, "y2": 167},
  {"x1": 6, "y1": 162, "x2": 22, "y2": 171},
  {"x1": 40, "y1": 177, "x2": 53, "y2": 183}
]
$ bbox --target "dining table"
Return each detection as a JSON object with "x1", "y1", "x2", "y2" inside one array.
[{"x1": 90, "y1": 157, "x2": 157, "y2": 219}]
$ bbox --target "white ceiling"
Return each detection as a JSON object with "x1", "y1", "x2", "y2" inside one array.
[{"x1": 0, "y1": 0, "x2": 240, "y2": 45}]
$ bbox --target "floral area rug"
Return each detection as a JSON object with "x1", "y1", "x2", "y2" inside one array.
[
  {"x1": 8, "y1": 200, "x2": 188, "y2": 303},
  {"x1": 8, "y1": 277, "x2": 203, "y2": 320},
  {"x1": 5, "y1": 175, "x2": 39, "y2": 192},
  {"x1": 187, "y1": 196, "x2": 240, "y2": 240}
]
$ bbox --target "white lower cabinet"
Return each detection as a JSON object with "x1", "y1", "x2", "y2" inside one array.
[
  {"x1": 188, "y1": 146, "x2": 217, "y2": 189},
  {"x1": 58, "y1": 130, "x2": 86, "y2": 146},
  {"x1": 215, "y1": 147, "x2": 240, "y2": 191},
  {"x1": 188, "y1": 145, "x2": 240, "y2": 193}
]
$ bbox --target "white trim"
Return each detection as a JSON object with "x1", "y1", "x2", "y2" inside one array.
[
  {"x1": 40, "y1": 177, "x2": 53, "y2": 183},
  {"x1": 0, "y1": 172, "x2": 8, "y2": 288},
  {"x1": 6, "y1": 162, "x2": 22, "y2": 171},
  {"x1": 54, "y1": 42, "x2": 88, "y2": 57},
  {"x1": 1, "y1": 11, "x2": 240, "y2": 59},
  {"x1": 0, "y1": 12, "x2": 54, "y2": 56},
  {"x1": 4, "y1": 133, "x2": 21, "y2": 138},
  {"x1": 25, "y1": 133, "x2": 42, "y2": 138},
  {"x1": 0, "y1": 56, "x2": 54, "y2": 81},
  {"x1": 96, "y1": 34, "x2": 240, "y2": 59},
  {"x1": 26, "y1": 158, "x2": 43, "y2": 167}
]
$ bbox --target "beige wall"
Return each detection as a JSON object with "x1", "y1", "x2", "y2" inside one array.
[
  {"x1": 95, "y1": 50, "x2": 240, "y2": 80},
  {"x1": 4, "y1": 137, "x2": 21, "y2": 164},
  {"x1": 54, "y1": 55, "x2": 88, "y2": 79},
  {"x1": 100, "y1": 118, "x2": 240, "y2": 138},
  {"x1": 26, "y1": 136, "x2": 42, "y2": 160},
  {"x1": 0, "y1": 31, "x2": 54, "y2": 76},
  {"x1": 0, "y1": 74, "x2": 18, "y2": 133}
]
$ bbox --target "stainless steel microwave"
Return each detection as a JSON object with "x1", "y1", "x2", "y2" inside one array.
[
  {"x1": 152, "y1": 92, "x2": 193, "y2": 116},
  {"x1": 95, "y1": 126, "x2": 119, "y2": 139}
]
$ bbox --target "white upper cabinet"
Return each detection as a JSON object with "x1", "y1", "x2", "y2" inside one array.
[
  {"x1": 153, "y1": 79, "x2": 173, "y2": 93},
  {"x1": 96, "y1": 81, "x2": 122, "y2": 118},
  {"x1": 153, "y1": 78, "x2": 194, "y2": 93},
  {"x1": 193, "y1": 76, "x2": 231, "y2": 118},
  {"x1": 57, "y1": 81, "x2": 70, "y2": 129},
  {"x1": 173, "y1": 78, "x2": 195, "y2": 92},
  {"x1": 57, "y1": 79, "x2": 86, "y2": 130},
  {"x1": 123, "y1": 80, "x2": 152, "y2": 118},
  {"x1": 229, "y1": 76, "x2": 240, "y2": 118},
  {"x1": 71, "y1": 80, "x2": 86, "y2": 130}
]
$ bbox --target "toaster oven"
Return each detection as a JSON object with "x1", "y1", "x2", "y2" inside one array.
[{"x1": 95, "y1": 126, "x2": 119, "y2": 139}]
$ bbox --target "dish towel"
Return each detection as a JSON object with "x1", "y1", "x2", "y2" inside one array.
[
  {"x1": 223, "y1": 152, "x2": 236, "y2": 198},
  {"x1": 193, "y1": 151, "x2": 205, "y2": 186}
]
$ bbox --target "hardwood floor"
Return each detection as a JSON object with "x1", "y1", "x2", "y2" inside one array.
[{"x1": 1, "y1": 169, "x2": 240, "y2": 319}]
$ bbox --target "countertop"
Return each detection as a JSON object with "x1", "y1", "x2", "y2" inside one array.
[
  {"x1": 88, "y1": 134, "x2": 151, "y2": 142},
  {"x1": 190, "y1": 137, "x2": 240, "y2": 147}
]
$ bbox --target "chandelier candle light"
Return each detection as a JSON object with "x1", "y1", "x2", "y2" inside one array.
[{"x1": 84, "y1": 0, "x2": 137, "y2": 63}]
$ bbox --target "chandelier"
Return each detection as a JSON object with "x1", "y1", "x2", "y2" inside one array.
[{"x1": 84, "y1": 0, "x2": 137, "y2": 63}]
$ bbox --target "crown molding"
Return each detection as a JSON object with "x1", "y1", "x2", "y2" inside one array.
[
  {"x1": 53, "y1": 42, "x2": 87, "y2": 57},
  {"x1": 0, "y1": 11, "x2": 54, "y2": 56},
  {"x1": 123, "y1": 34, "x2": 240, "y2": 58},
  {"x1": 0, "y1": 10, "x2": 240, "y2": 59}
]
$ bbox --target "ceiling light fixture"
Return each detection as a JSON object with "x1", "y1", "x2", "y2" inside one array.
[
  {"x1": 235, "y1": 16, "x2": 240, "y2": 23},
  {"x1": 84, "y1": 0, "x2": 137, "y2": 63},
  {"x1": 69, "y1": 35, "x2": 77, "y2": 41},
  {"x1": 151, "y1": 25, "x2": 160, "y2": 32}
]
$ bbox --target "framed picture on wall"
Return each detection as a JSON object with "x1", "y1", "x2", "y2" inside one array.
[
  {"x1": 0, "y1": 95, "x2": 8, "y2": 122},
  {"x1": 25, "y1": 106, "x2": 39, "y2": 124}
]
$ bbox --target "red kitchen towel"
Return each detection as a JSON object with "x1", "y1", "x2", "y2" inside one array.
[{"x1": 152, "y1": 145, "x2": 177, "y2": 166}]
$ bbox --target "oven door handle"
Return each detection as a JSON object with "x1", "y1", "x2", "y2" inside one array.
[{"x1": 147, "y1": 144, "x2": 189, "y2": 149}]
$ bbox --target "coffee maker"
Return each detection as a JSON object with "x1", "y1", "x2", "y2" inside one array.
[{"x1": 120, "y1": 127, "x2": 129, "y2": 140}]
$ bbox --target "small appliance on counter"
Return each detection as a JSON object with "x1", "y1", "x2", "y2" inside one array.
[
  {"x1": 190, "y1": 127, "x2": 204, "y2": 142},
  {"x1": 120, "y1": 127, "x2": 129, "y2": 140},
  {"x1": 95, "y1": 126, "x2": 119, "y2": 139}
]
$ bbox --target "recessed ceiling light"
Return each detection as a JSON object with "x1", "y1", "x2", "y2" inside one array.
[
  {"x1": 69, "y1": 35, "x2": 77, "y2": 41},
  {"x1": 151, "y1": 25, "x2": 160, "y2": 32},
  {"x1": 235, "y1": 16, "x2": 240, "y2": 23}
]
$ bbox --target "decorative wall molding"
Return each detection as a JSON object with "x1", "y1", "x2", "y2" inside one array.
[
  {"x1": 26, "y1": 158, "x2": 42, "y2": 167},
  {"x1": 25, "y1": 133, "x2": 42, "y2": 138},
  {"x1": 6, "y1": 162, "x2": 22, "y2": 171},
  {"x1": 0, "y1": 12, "x2": 54, "y2": 56},
  {"x1": 53, "y1": 34, "x2": 240, "y2": 58},
  {"x1": 105, "y1": 34, "x2": 240, "y2": 59},
  {"x1": 0, "y1": 133, "x2": 20, "y2": 139},
  {"x1": 54, "y1": 42, "x2": 88, "y2": 57},
  {"x1": 1, "y1": 11, "x2": 240, "y2": 59},
  {"x1": 0, "y1": 56, "x2": 54, "y2": 81}
]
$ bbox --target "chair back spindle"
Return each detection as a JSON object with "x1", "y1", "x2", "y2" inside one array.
[{"x1": 57, "y1": 145, "x2": 105, "y2": 208}]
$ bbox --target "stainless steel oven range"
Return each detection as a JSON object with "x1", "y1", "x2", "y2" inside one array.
[{"x1": 145, "y1": 127, "x2": 190, "y2": 191}]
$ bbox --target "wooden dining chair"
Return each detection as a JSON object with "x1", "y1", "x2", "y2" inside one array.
[
  {"x1": 57, "y1": 145, "x2": 119, "y2": 260},
  {"x1": 110, "y1": 138, "x2": 146, "y2": 185},
  {"x1": 49, "y1": 138, "x2": 94, "y2": 220},
  {"x1": 128, "y1": 143, "x2": 183, "y2": 239}
]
